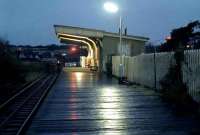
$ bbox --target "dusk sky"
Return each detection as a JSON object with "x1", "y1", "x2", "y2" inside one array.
[{"x1": 0, "y1": 0, "x2": 200, "y2": 45}]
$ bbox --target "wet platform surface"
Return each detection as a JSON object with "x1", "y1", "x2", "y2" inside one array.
[{"x1": 26, "y1": 68, "x2": 200, "y2": 135}]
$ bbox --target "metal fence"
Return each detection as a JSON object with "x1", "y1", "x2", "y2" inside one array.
[
  {"x1": 112, "y1": 49, "x2": 200, "y2": 103},
  {"x1": 183, "y1": 49, "x2": 200, "y2": 102}
]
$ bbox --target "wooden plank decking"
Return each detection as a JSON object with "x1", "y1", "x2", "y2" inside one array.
[{"x1": 26, "y1": 68, "x2": 200, "y2": 135}]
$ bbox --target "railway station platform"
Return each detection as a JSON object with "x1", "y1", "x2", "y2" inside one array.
[{"x1": 26, "y1": 68, "x2": 200, "y2": 135}]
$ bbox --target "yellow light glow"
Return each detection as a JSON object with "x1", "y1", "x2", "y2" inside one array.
[
  {"x1": 58, "y1": 33, "x2": 98, "y2": 61},
  {"x1": 75, "y1": 72, "x2": 83, "y2": 82},
  {"x1": 59, "y1": 37, "x2": 93, "y2": 57}
]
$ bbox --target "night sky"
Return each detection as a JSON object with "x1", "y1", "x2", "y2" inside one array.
[{"x1": 0, "y1": 0, "x2": 200, "y2": 45}]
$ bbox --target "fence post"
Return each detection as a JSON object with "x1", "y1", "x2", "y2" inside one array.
[{"x1": 154, "y1": 46, "x2": 157, "y2": 91}]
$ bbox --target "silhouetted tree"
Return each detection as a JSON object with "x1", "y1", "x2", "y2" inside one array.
[
  {"x1": 165, "y1": 21, "x2": 200, "y2": 50},
  {"x1": 160, "y1": 21, "x2": 200, "y2": 111},
  {"x1": 0, "y1": 39, "x2": 26, "y2": 88}
]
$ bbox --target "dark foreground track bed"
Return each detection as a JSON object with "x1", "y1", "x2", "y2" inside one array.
[{"x1": 0, "y1": 74, "x2": 58, "y2": 135}]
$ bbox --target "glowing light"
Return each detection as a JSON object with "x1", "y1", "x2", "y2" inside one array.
[
  {"x1": 104, "y1": 1, "x2": 119, "y2": 13},
  {"x1": 166, "y1": 36, "x2": 172, "y2": 41},
  {"x1": 58, "y1": 33, "x2": 99, "y2": 68},
  {"x1": 102, "y1": 88, "x2": 117, "y2": 97},
  {"x1": 57, "y1": 33, "x2": 98, "y2": 61},
  {"x1": 99, "y1": 87, "x2": 121, "y2": 119},
  {"x1": 71, "y1": 47, "x2": 77, "y2": 52},
  {"x1": 97, "y1": 87, "x2": 123, "y2": 134},
  {"x1": 100, "y1": 109, "x2": 121, "y2": 119},
  {"x1": 62, "y1": 53, "x2": 67, "y2": 56},
  {"x1": 75, "y1": 72, "x2": 83, "y2": 82},
  {"x1": 59, "y1": 37, "x2": 93, "y2": 57}
]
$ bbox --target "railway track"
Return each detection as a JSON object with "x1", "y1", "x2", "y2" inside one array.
[
  {"x1": 0, "y1": 73, "x2": 44, "y2": 105},
  {"x1": 0, "y1": 73, "x2": 58, "y2": 135}
]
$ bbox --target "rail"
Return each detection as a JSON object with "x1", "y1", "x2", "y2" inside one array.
[{"x1": 0, "y1": 73, "x2": 59, "y2": 135}]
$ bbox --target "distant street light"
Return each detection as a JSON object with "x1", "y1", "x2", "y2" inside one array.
[
  {"x1": 186, "y1": 45, "x2": 191, "y2": 49},
  {"x1": 71, "y1": 47, "x2": 77, "y2": 52},
  {"x1": 104, "y1": 1, "x2": 124, "y2": 83},
  {"x1": 165, "y1": 36, "x2": 172, "y2": 41},
  {"x1": 62, "y1": 53, "x2": 67, "y2": 56}
]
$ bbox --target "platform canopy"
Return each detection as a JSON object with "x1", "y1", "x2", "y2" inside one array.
[
  {"x1": 54, "y1": 25, "x2": 149, "y2": 42},
  {"x1": 54, "y1": 25, "x2": 149, "y2": 70}
]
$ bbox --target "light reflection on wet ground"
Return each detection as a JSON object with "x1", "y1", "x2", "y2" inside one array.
[{"x1": 26, "y1": 68, "x2": 200, "y2": 135}]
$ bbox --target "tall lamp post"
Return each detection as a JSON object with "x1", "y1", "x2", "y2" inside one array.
[{"x1": 104, "y1": 1, "x2": 124, "y2": 83}]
